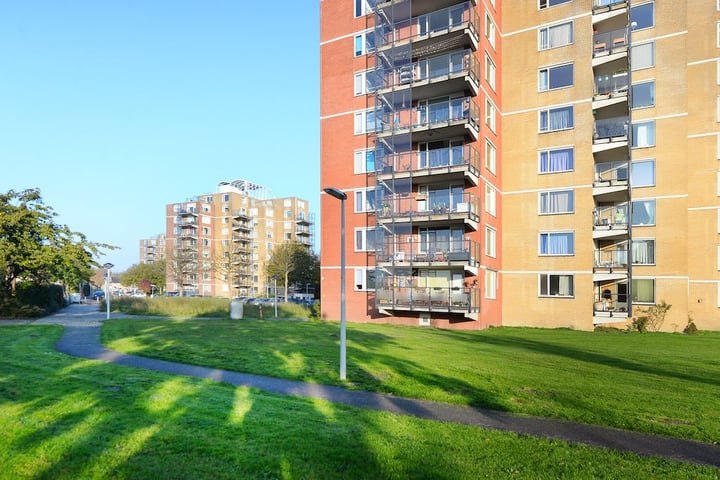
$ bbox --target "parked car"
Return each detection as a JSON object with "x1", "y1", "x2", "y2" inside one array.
[
  {"x1": 69, "y1": 293, "x2": 82, "y2": 304},
  {"x1": 92, "y1": 291, "x2": 105, "y2": 301}
]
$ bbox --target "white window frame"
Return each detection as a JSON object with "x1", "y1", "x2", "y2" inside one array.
[
  {"x1": 485, "y1": 270, "x2": 497, "y2": 299},
  {"x1": 631, "y1": 159, "x2": 656, "y2": 187},
  {"x1": 539, "y1": 0, "x2": 571, "y2": 10},
  {"x1": 631, "y1": 42, "x2": 655, "y2": 71},
  {"x1": 632, "y1": 199, "x2": 657, "y2": 227},
  {"x1": 354, "y1": 267, "x2": 376, "y2": 291},
  {"x1": 485, "y1": 183, "x2": 496, "y2": 216},
  {"x1": 485, "y1": 54, "x2": 496, "y2": 91},
  {"x1": 539, "y1": 189, "x2": 574, "y2": 215},
  {"x1": 538, "y1": 21, "x2": 573, "y2": 51},
  {"x1": 485, "y1": 139, "x2": 496, "y2": 175},
  {"x1": 485, "y1": 226, "x2": 496, "y2": 257},
  {"x1": 632, "y1": 238, "x2": 656, "y2": 265},
  {"x1": 538, "y1": 63, "x2": 573, "y2": 92},
  {"x1": 485, "y1": 11, "x2": 496, "y2": 49},
  {"x1": 354, "y1": 109, "x2": 378, "y2": 135},
  {"x1": 539, "y1": 146, "x2": 574, "y2": 173},
  {"x1": 632, "y1": 80, "x2": 655, "y2": 109},
  {"x1": 485, "y1": 98, "x2": 496, "y2": 132},
  {"x1": 354, "y1": 0, "x2": 375, "y2": 17},
  {"x1": 354, "y1": 148, "x2": 375, "y2": 174},
  {"x1": 538, "y1": 273, "x2": 574, "y2": 297},
  {"x1": 354, "y1": 31, "x2": 375, "y2": 57},
  {"x1": 354, "y1": 70, "x2": 379, "y2": 96},
  {"x1": 539, "y1": 231, "x2": 575, "y2": 256},
  {"x1": 539, "y1": 106, "x2": 574, "y2": 133},
  {"x1": 354, "y1": 188, "x2": 377, "y2": 213},
  {"x1": 354, "y1": 227, "x2": 377, "y2": 252},
  {"x1": 632, "y1": 120, "x2": 656, "y2": 148}
]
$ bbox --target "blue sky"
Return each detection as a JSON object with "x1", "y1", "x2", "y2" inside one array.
[{"x1": 0, "y1": 1, "x2": 320, "y2": 271}]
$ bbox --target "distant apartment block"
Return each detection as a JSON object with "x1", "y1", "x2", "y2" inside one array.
[
  {"x1": 165, "y1": 179, "x2": 314, "y2": 298},
  {"x1": 139, "y1": 234, "x2": 166, "y2": 264},
  {"x1": 320, "y1": 0, "x2": 720, "y2": 331}
]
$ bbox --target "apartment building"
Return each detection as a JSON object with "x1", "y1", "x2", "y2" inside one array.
[
  {"x1": 139, "y1": 234, "x2": 166, "y2": 264},
  {"x1": 320, "y1": 0, "x2": 720, "y2": 331},
  {"x1": 165, "y1": 179, "x2": 314, "y2": 298}
]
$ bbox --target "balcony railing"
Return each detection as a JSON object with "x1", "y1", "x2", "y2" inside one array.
[
  {"x1": 593, "y1": 204, "x2": 629, "y2": 230},
  {"x1": 378, "y1": 235, "x2": 480, "y2": 266},
  {"x1": 594, "y1": 161, "x2": 629, "y2": 185},
  {"x1": 594, "y1": 70, "x2": 628, "y2": 97},
  {"x1": 593, "y1": 292, "x2": 629, "y2": 316},
  {"x1": 376, "y1": 2, "x2": 478, "y2": 49},
  {"x1": 593, "y1": 244, "x2": 629, "y2": 271},
  {"x1": 594, "y1": 116, "x2": 628, "y2": 143},
  {"x1": 380, "y1": 49, "x2": 479, "y2": 91},
  {"x1": 378, "y1": 97, "x2": 480, "y2": 135},
  {"x1": 377, "y1": 191, "x2": 480, "y2": 222},
  {"x1": 232, "y1": 210, "x2": 251, "y2": 220},
  {"x1": 377, "y1": 285, "x2": 480, "y2": 312},
  {"x1": 377, "y1": 144, "x2": 480, "y2": 177},
  {"x1": 233, "y1": 221, "x2": 251, "y2": 232},
  {"x1": 592, "y1": 0, "x2": 628, "y2": 11},
  {"x1": 592, "y1": 27, "x2": 628, "y2": 56}
]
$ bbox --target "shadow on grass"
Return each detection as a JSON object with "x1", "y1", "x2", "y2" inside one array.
[{"x1": 0, "y1": 326, "x2": 505, "y2": 479}]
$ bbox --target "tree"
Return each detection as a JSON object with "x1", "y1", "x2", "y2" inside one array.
[
  {"x1": 165, "y1": 247, "x2": 197, "y2": 296},
  {"x1": 266, "y1": 242, "x2": 320, "y2": 300},
  {"x1": 0, "y1": 188, "x2": 114, "y2": 298},
  {"x1": 121, "y1": 260, "x2": 166, "y2": 293}
]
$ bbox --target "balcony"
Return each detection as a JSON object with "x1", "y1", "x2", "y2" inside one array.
[
  {"x1": 377, "y1": 192, "x2": 480, "y2": 229},
  {"x1": 377, "y1": 285, "x2": 480, "y2": 315},
  {"x1": 377, "y1": 235, "x2": 480, "y2": 271},
  {"x1": 295, "y1": 213, "x2": 312, "y2": 225},
  {"x1": 177, "y1": 208, "x2": 198, "y2": 217},
  {"x1": 592, "y1": 0, "x2": 628, "y2": 14},
  {"x1": 593, "y1": 161, "x2": 629, "y2": 200},
  {"x1": 593, "y1": 116, "x2": 628, "y2": 153},
  {"x1": 593, "y1": 289, "x2": 629, "y2": 323},
  {"x1": 592, "y1": 27, "x2": 628, "y2": 59},
  {"x1": 378, "y1": 49, "x2": 479, "y2": 98},
  {"x1": 593, "y1": 244, "x2": 628, "y2": 272},
  {"x1": 377, "y1": 96, "x2": 480, "y2": 142},
  {"x1": 593, "y1": 70, "x2": 628, "y2": 110},
  {"x1": 376, "y1": 144, "x2": 480, "y2": 185},
  {"x1": 376, "y1": 0, "x2": 476, "y2": 18},
  {"x1": 593, "y1": 204, "x2": 628, "y2": 239},
  {"x1": 376, "y1": 2, "x2": 479, "y2": 54}
]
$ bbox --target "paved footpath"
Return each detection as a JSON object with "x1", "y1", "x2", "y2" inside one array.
[{"x1": 6, "y1": 304, "x2": 720, "y2": 468}]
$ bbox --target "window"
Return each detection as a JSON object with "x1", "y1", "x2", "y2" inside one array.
[
  {"x1": 632, "y1": 160, "x2": 655, "y2": 187},
  {"x1": 539, "y1": 232, "x2": 574, "y2": 255},
  {"x1": 539, "y1": 147, "x2": 574, "y2": 173},
  {"x1": 354, "y1": 227, "x2": 378, "y2": 252},
  {"x1": 485, "y1": 184, "x2": 496, "y2": 215},
  {"x1": 486, "y1": 270, "x2": 497, "y2": 299},
  {"x1": 486, "y1": 140, "x2": 496, "y2": 174},
  {"x1": 354, "y1": 149, "x2": 375, "y2": 174},
  {"x1": 632, "y1": 199, "x2": 656, "y2": 226},
  {"x1": 354, "y1": 31, "x2": 375, "y2": 57},
  {"x1": 539, "y1": 106, "x2": 574, "y2": 132},
  {"x1": 630, "y1": 2, "x2": 654, "y2": 31},
  {"x1": 632, "y1": 239, "x2": 655, "y2": 265},
  {"x1": 354, "y1": 70, "x2": 381, "y2": 95},
  {"x1": 632, "y1": 278, "x2": 655, "y2": 303},
  {"x1": 485, "y1": 12, "x2": 496, "y2": 49},
  {"x1": 485, "y1": 226, "x2": 496, "y2": 257},
  {"x1": 354, "y1": 109, "x2": 379, "y2": 134},
  {"x1": 539, "y1": 63, "x2": 573, "y2": 91},
  {"x1": 539, "y1": 274, "x2": 574, "y2": 297},
  {"x1": 539, "y1": 0, "x2": 571, "y2": 9},
  {"x1": 354, "y1": 188, "x2": 377, "y2": 213},
  {"x1": 538, "y1": 21, "x2": 573, "y2": 50},
  {"x1": 632, "y1": 81, "x2": 655, "y2": 109},
  {"x1": 354, "y1": 0, "x2": 377, "y2": 17},
  {"x1": 539, "y1": 190, "x2": 574, "y2": 214},
  {"x1": 485, "y1": 54, "x2": 496, "y2": 90},
  {"x1": 354, "y1": 268, "x2": 376, "y2": 291},
  {"x1": 631, "y1": 42, "x2": 655, "y2": 70},
  {"x1": 485, "y1": 98, "x2": 496, "y2": 132},
  {"x1": 632, "y1": 121, "x2": 656, "y2": 148}
]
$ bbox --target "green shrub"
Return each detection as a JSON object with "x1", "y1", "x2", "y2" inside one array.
[
  {"x1": 0, "y1": 283, "x2": 65, "y2": 319},
  {"x1": 684, "y1": 316, "x2": 698, "y2": 335},
  {"x1": 631, "y1": 300, "x2": 671, "y2": 332}
]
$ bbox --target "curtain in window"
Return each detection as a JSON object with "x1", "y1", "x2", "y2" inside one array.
[
  {"x1": 549, "y1": 23, "x2": 572, "y2": 48},
  {"x1": 541, "y1": 149, "x2": 573, "y2": 172},
  {"x1": 633, "y1": 122, "x2": 655, "y2": 147},
  {"x1": 541, "y1": 190, "x2": 573, "y2": 213},
  {"x1": 632, "y1": 240, "x2": 653, "y2": 264},
  {"x1": 549, "y1": 107, "x2": 573, "y2": 130},
  {"x1": 631, "y1": 43, "x2": 654, "y2": 70},
  {"x1": 632, "y1": 279, "x2": 654, "y2": 303},
  {"x1": 541, "y1": 232, "x2": 573, "y2": 254},
  {"x1": 557, "y1": 275, "x2": 572, "y2": 296}
]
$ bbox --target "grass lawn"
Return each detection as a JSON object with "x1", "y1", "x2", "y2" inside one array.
[
  {"x1": 1, "y1": 326, "x2": 717, "y2": 479},
  {"x1": 102, "y1": 319, "x2": 720, "y2": 444}
]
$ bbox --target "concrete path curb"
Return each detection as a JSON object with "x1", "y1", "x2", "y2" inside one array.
[{"x1": 7, "y1": 304, "x2": 720, "y2": 468}]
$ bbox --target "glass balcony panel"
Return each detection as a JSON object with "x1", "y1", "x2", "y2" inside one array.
[
  {"x1": 593, "y1": 204, "x2": 629, "y2": 228},
  {"x1": 377, "y1": 143, "x2": 480, "y2": 175},
  {"x1": 593, "y1": 116, "x2": 629, "y2": 142},
  {"x1": 594, "y1": 71, "x2": 628, "y2": 96},
  {"x1": 376, "y1": 2, "x2": 477, "y2": 49},
  {"x1": 592, "y1": 27, "x2": 628, "y2": 56}
]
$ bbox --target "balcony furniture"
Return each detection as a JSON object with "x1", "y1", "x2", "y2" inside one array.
[
  {"x1": 393, "y1": 251, "x2": 406, "y2": 262},
  {"x1": 612, "y1": 37, "x2": 625, "y2": 48},
  {"x1": 594, "y1": 41, "x2": 607, "y2": 52}
]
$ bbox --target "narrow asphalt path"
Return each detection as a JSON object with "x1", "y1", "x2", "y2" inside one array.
[{"x1": 8, "y1": 304, "x2": 720, "y2": 468}]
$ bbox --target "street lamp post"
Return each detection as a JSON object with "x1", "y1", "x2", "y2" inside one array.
[
  {"x1": 323, "y1": 186, "x2": 347, "y2": 380},
  {"x1": 272, "y1": 275, "x2": 278, "y2": 318},
  {"x1": 103, "y1": 262, "x2": 114, "y2": 320}
]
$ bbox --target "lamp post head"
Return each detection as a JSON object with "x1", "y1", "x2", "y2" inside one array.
[
  {"x1": 103, "y1": 262, "x2": 114, "y2": 270},
  {"x1": 323, "y1": 187, "x2": 347, "y2": 201}
]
